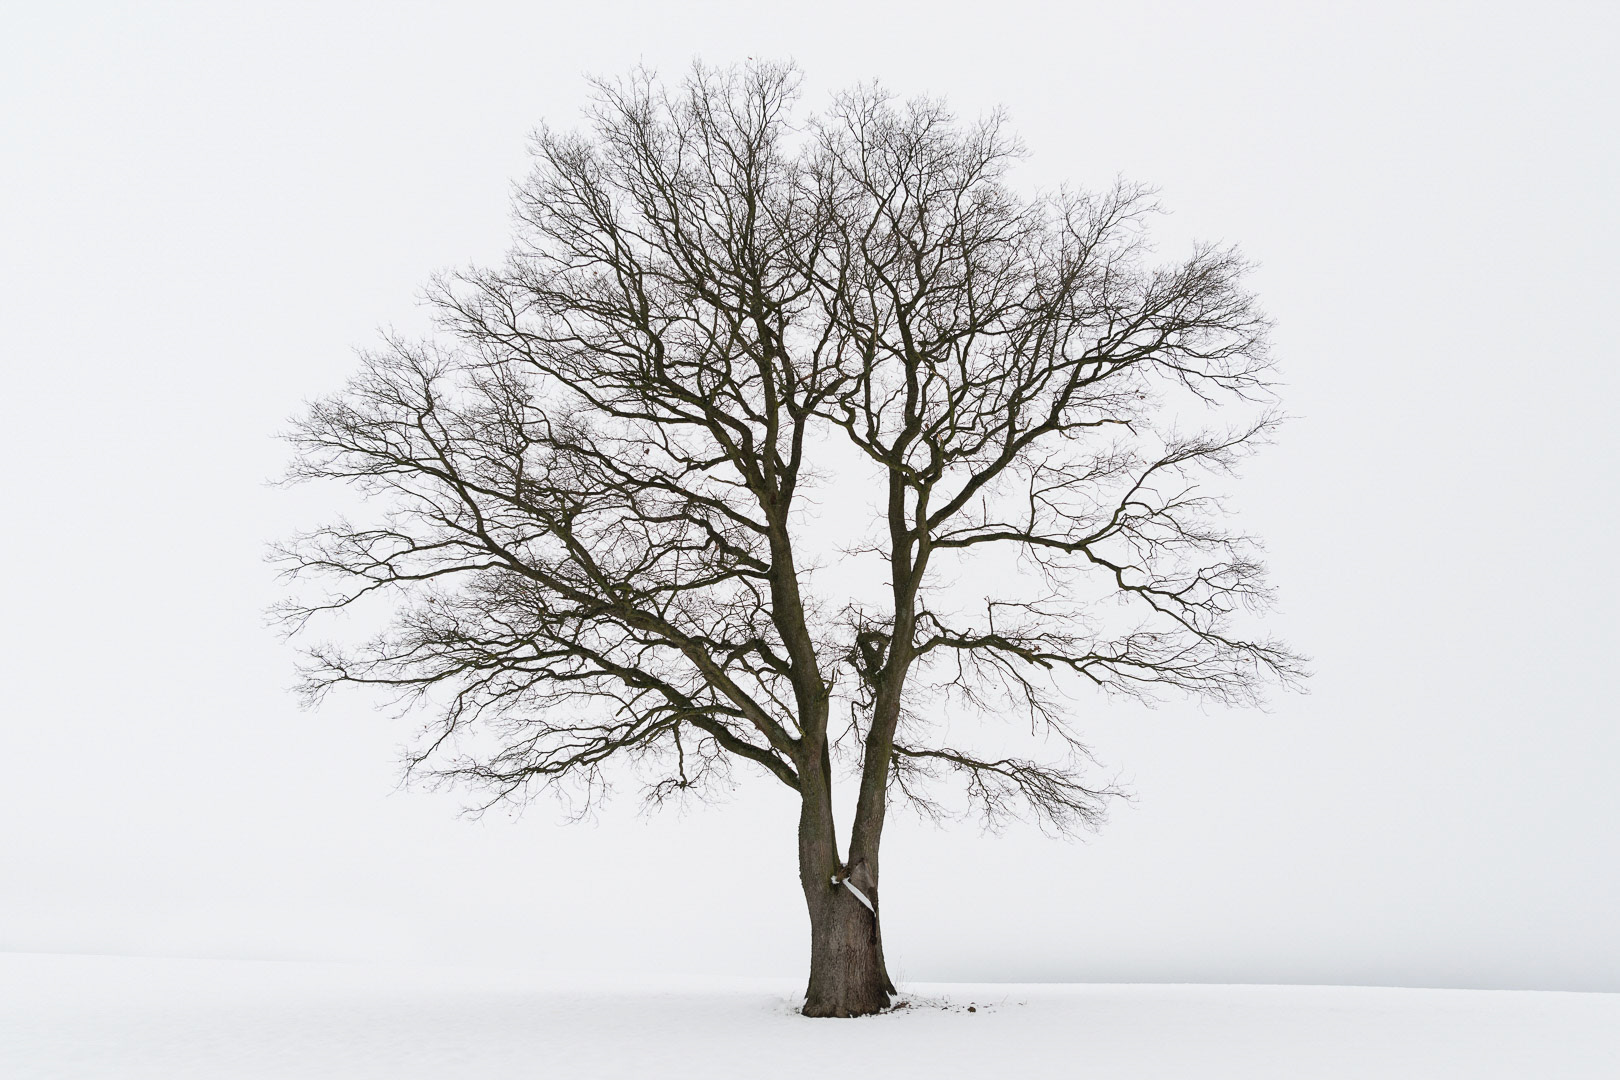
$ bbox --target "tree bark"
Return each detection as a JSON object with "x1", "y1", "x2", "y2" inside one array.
[
  {"x1": 802, "y1": 876, "x2": 891, "y2": 1017},
  {"x1": 797, "y1": 747, "x2": 893, "y2": 1017}
]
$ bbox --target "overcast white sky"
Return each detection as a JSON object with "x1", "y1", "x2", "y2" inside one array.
[{"x1": 3, "y1": 1, "x2": 1617, "y2": 991}]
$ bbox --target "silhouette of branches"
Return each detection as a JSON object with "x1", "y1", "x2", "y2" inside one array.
[{"x1": 277, "y1": 61, "x2": 1303, "y2": 831}]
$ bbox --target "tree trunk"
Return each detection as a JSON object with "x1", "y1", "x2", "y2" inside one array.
[
  {"x1": 796, "y1": 746, "x2": 893, "y2": 1017},
  {"x1": 801, "y1": 873, "x2": 892, "y2": 1017}
]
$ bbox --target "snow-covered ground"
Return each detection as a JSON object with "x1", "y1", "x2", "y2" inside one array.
[{"x1": 3, "y1": 954, "x2": 1617, "y2": 1079}]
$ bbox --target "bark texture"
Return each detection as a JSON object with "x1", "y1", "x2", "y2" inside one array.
[
  {"x1": 797, "y1": 752, "x2": 893, "y2": 1017},
  {"x1": 803, "y1": 880, "x2": 890, "y2": 1017}
]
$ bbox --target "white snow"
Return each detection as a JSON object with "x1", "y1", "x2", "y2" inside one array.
[{"x1": 3, "y1": 953, "x2": 1617, "y2": 1079}]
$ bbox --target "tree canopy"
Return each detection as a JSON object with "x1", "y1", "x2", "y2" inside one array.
[{"x1": 276, "y1": 61, "x2": 1303, "y2": 1016}]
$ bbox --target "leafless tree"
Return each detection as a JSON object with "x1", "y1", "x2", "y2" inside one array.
[{"x1": 275, "y1": 62, "x2": 1304, "y2": 1017}]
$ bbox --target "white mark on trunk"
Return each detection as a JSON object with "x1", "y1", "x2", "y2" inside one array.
[{"x1": 832, "y1": 875, "x2": 875, "y2": 914}]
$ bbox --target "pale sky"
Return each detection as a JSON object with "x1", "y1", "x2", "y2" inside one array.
[{"x1": 2, "y1": 0, "x2": 1617, "y2": 990}]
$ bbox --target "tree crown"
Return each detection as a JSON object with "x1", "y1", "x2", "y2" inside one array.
[{"x1": 276, "y1": 61, "x2": 1304, "y2": 830}]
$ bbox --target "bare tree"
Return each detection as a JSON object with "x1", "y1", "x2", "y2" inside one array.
[{"x1": 276, "y1": 62, "x2": 1304, "y2": 1017}]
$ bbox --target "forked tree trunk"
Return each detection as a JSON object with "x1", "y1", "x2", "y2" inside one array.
[{"x1": 798, "y1": 758, "x2": 894, "y2": 1017}]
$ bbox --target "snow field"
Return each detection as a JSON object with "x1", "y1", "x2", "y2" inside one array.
[{"x1": 3, "y1": 954, "x2": 1617, "y2": 1079}]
